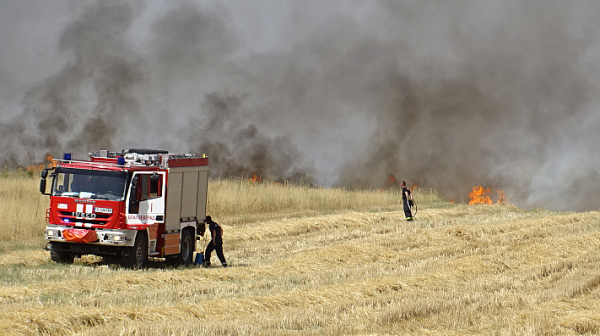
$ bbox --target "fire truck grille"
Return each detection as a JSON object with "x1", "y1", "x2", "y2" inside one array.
[{"x1": 59, "y1": 211, "x2": 111, "y2": 226}]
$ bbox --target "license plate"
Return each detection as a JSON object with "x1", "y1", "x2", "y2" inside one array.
[{"x1": 94, "y1": 207, "x2": 113, "y2": 214}]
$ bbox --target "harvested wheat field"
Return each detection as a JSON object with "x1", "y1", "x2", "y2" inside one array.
[{"x1": 2, "y1": 175, "x2": 600, "y2": 335}]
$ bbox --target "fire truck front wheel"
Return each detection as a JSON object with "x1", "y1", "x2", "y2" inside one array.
[
  {"x1": 122, "y1": 233, "x2": 148, "y2": 269},
  {"x1": 50, "y1": 243, "x2": 74, "y2": 264}
]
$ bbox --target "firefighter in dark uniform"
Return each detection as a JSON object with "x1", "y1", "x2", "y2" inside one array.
[
  {"x1": 401, "y1": 181, "x2": 413, "y2": 221},
  {"x1": 203, "y1": 216, "x2": 228, "y2": 267}
]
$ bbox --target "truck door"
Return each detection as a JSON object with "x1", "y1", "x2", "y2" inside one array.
[
  {"x1": 127, "y1": 172, "x2": 165, "y2": 254},
  {"x1": 127, "y1": 172, "x2": 165, "y2": 219}
]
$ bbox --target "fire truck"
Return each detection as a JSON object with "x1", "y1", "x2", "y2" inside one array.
[{"x1": 39, "y1": 149, "x2": 209, "y2": 268}]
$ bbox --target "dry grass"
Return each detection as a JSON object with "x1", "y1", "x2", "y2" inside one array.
[
  {"x1": 0, "y1": 171, "x2": 48, "y2": 250},
  {"x1": 207, "y1": 178, "x2": 442, "y2": 225},
  {"x1": 0, "y1": 173, "x2": 439, "y2": 248},
  {"x1": 2, "y1": 173, "x2": 600, "y2": 335}
]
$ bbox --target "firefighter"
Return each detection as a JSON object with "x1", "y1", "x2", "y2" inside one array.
[
  {"x1": 401, "y1": 181, "x2": 413, "y2": 221},
  {"x1": 203, "y1": 216, "x2": 228, "y2": 267}
]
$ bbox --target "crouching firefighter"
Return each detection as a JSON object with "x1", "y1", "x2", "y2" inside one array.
[
  {"x1": 204, "y1": 216, "x2": 228, "y2": 267},
  {"x1": 401, "y1": 181, "x2": 414, "y2": 221}
]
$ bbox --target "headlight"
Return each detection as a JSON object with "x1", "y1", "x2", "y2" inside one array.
[
  {"x1": 46, "y1": 229, "x2": 60, "y2": 237},
  {"x1": 105, "y1": 233, "x2": 125, "y2": 242}
]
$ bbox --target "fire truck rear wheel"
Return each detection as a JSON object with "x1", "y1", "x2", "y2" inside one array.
[
  {"x1": 50, "y1": 246, "x2": 74, "y2": 264},
  {"x1": 122, "y1": 234, "x2": 148, "y2": 269},
  {"x1": 178, "y1": 230, "x2": 194, "y2": 266}
]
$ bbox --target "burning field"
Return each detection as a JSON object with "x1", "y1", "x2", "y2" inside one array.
[
  {"x1": 3, "y1": 1, "x2": 600, "y2": 211},
  {"x1": 468, "y1": 185, "x2": 506, "y2": 205},
  {"x1": 2, "y1": 176, "x2": 600, "y2": 335},
  {"x1": 25, "y1": 154, "x2": 57, "y2": 174},
  {"x1": 2, "y1": 2, "x2": 600, "y2": 332}
]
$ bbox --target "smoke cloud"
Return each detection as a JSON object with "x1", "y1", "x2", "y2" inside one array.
[{"x1": 1, "y1": 1, "x2": 600, "y2": 211}]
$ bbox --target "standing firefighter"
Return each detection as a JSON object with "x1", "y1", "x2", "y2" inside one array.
[
  {"x1": 204, "y1": 216, "x2": 228, "y2": 267},
  {"x1": 401, "y1": 181, "x2": 413, "y2": 221}
]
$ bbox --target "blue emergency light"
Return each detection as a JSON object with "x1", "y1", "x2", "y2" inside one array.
[
  {"x1": 117, "y1": 156, "x2": 126, "y2": 165},
  {"x1": 63, "y1": 153, "x2": 72, "y2": 161}
]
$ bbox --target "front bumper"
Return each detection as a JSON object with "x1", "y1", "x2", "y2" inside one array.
[{"x1": 44, "y1": 225, "x2": 135, "y2": 247}]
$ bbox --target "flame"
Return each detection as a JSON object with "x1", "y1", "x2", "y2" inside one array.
[
  {"x1": 410, "y1": 183, "x2": 418, "y2": 191},
  {"x1": 27, "y1": 163, "x2": 45, "y2": 172},
  {"x1": 44, "y1": 154, "x2": 57, "y2": 168},
  {"x1": 249, "y1": 174, "x2": 262, "y2": 183},
  {"x1": 26, "y1": 153, "x2": 57, "y2": 172},
  {"x1": 497, "y1": 189, "x2": 505, "y2": 204},
  {"x1": 381, "y1": 173, "x2": 400, "y2": 191},
  {"x1": 469, "y1": 185, "x2": 492, "y2": 205}
]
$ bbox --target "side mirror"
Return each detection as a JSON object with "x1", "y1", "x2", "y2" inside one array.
[
  {"x1": 150, "y1": 173, "x2": 160, "y2": 183},
  {"x1": 40, "y1": 178, "x2": 47, "y2": 195},
  {"x1": 129, "y1": 176, "x2": 139, "y2": 204},
  {"x1": 41, "y1": 169, "x2": 48, "y2": 179}
]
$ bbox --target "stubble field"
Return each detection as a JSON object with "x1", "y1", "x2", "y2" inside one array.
[{"x1": 1, "y1": 173, "x2": 600, "y2": 335}]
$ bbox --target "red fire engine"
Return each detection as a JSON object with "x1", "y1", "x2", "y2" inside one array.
[{"x1": 40, "y1": 149, "x2": 209, "y2": 268}]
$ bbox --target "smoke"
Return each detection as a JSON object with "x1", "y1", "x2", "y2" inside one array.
[
  {"x1": 187, "y1": 92, "x2": 314, "y2": 182},
  {"x1": 1, "y1": 0, "x2": 600, "y2": 210},
  {"x1": 332, "y1": 1, "x2": 600, "y2": 211},
  {"x1": 1, "y1": 1, "x2": 143, "y2": 163}
]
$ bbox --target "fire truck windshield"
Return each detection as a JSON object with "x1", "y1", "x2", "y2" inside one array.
[{"x1": 51, "y1": 168, "x2": 128, "y2": 201}]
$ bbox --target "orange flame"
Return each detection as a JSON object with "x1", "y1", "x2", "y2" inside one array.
[
  {"x1": 497, "y1": 189, "x2": 505, "y2": 204},
  {"x1": 249, "y1": 174, "x2": 262, "y2": 183},
  {"x1": 44, "y1": 154, "x2": 57, "y2": 168},
  {"x1": 382, "y1": 173, "x2": 400, "y2": 191},
  {"x1": 469, "y1": 185, "x2": 492, "y2": 205},
  {"x1": 27, "y1": 153, "x2": 57, "y2": 172},
  {"x1": 27, "y1": 163, "x2": 45, "y2": 172}
]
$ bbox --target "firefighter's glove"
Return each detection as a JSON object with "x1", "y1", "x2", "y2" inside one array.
[{"x1": 409, "y1": 200, "x2": 415, "y2": 206}]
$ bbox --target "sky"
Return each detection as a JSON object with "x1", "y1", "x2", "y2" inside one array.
[{"x1": 2, "y1": 0, "x2": 600, "y2": 211}]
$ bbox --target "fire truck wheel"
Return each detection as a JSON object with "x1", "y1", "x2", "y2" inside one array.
[
  {"x1": 122, "y1": 234, "x2": 148, "y2": 269},
  {"x1": 50, "y1": 248, "x2": 74, "y2": 264},
  {"x1": 178, "y1": 230, "x2": 194, "y2": 266}
]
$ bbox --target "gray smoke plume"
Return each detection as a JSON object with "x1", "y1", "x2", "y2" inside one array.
[
  {"x1": 1, "y1": 1, "x2": 600, "y2": 211},
  {"x1": 1, "y1": 1, "x2": 143, "y2": 163}
]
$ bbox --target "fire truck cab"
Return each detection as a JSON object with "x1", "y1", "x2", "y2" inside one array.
[{"x1": 40, "y1": 149, "x2": 209, "y2": 268}]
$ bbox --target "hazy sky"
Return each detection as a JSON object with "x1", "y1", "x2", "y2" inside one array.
[{"x1": 2, "y1": 0, "x2": 600, "y2": 211}]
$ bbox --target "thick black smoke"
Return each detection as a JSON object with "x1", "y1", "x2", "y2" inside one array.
[
  {"x1": 333, "y1": 2, "x2": 600, "y2": 210},
  {"x1": 188, "y1": 92, "x2": 314, "y2": 182},
  {"x1": 1, "y1": 1, "x2": 600, "y2": 210},
  {"x1": 1, "y1": 1, "x2": 143, "y2": 163}
]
